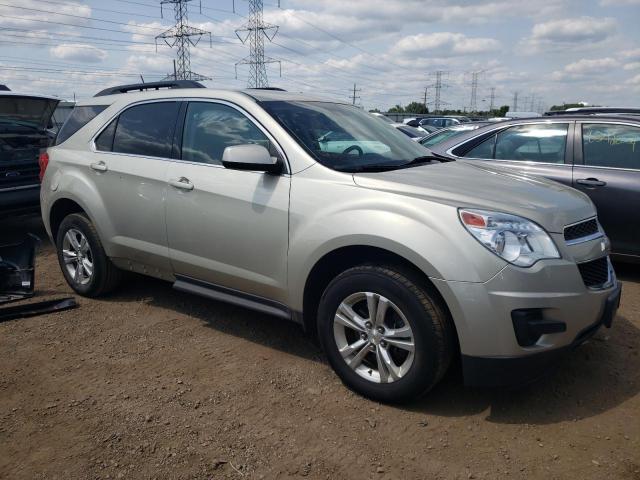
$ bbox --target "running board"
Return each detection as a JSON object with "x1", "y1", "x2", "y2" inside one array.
[{"x1": 173, "y1": 276, "x2": 292, "y2": 321}]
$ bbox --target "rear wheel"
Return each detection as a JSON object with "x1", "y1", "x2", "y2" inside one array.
[
  {"x1": 318, "y1": 265, "x2": 454, "y2": 403},
  {"x1": 56, "y1": 213, "x2": 121, "y2": 297}
]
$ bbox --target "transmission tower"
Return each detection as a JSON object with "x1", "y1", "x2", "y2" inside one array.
[
  {"x1": 156, "y1": 0, "x2": 212, "y2": 81},
  {"x1": 469, "y1": 71, "x2": 482, "y2": 113},
  {"x1": 235, "y1": 0, "x2": 281, "y2": 88},
  {"x1": 429, "y1": 71, "x2": 449, "y2": 113},
  {"x1": 488, "y1": 87, "x2": 496, "y2": 112},
  {"x1": 423, "y1": 86, "x2": 429, "y2": 110},
  {"x1": 512, "y1": 91, "x2": 519, "y2": 112}
]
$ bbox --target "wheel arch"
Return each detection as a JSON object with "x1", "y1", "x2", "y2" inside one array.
[{"x1": 300, "y1": 245, "x2": 458, "y2": 347}]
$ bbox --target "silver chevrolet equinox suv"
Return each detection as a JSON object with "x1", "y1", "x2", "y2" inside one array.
[{"x1": 40, "y1": 81, "x2": 621, "y2": 402}]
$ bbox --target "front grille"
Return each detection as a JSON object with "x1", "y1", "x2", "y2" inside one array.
[
  {"x1": 564, "y1": 218, "x2": 599, "y2": 243},
  {"x1": 577, "y1": 257, "x2": 609, "y2": 288}
]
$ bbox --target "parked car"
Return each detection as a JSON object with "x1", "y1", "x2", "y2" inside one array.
[
  {"x1": 391, "y1": 123, "x2": 431, "y2": 140},
  {"x1": 370, "y1": 112, "x2": 395, "y2": 123},
  {"x1": 428, "y1": 116, "x2": 640, "y2": 261},
  {"x1": 419, "y1": 116, "x2": 471, "y2": 129},
  {"x1": 51, "y1": 101, "x2": 76, "y2": 132},
  {"x1": 0, "y1": 90, "x2": 59, "y2": 217},
  {"x1": 545, "y1": 107, "x2": 640, "y2": 116},
  {"x1": 40, "y1": 81, "x2": 621, "y2": 402},
  {"x1": 419, "y1": 123, "x2": 488, "y2": 148}
]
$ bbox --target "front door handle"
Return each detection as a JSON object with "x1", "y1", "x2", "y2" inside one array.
[
  {"x1": 90, "y1": 161, "x2": 108, "y2": 172},
  {"x1": 169, "y1": 177, "x2": 194, "y2": 191},
  {"x1": 576, "y1": 178, "x2": 606, "y2": 187}
]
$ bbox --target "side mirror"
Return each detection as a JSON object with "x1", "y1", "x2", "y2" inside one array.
[{"x1": 221, "y1": 144, "x2": 282, "y2": 174}]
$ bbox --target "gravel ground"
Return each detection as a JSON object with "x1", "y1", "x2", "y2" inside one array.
[{"x1": 1, "y1": 216, "x2": 639, "y2": 480}]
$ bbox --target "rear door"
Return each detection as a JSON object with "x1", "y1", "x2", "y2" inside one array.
[
  {"x1": 90, "y1": 100, "x2": 181, "y2": 273},
  {"x1": 458, "y1": 121, "x2": 574, "y2": 187},
  {"x1": 573, "y1": 121, "x2": 640, "y2": 257}
]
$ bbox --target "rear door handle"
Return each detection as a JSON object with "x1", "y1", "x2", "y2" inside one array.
[
  {"x1": 90, "y1": 161, "x2": 108, "y2": 172},
  {"x1": 169, "y1": 177, "x2": 194, "y2": 191},
  {"x1": 576, "y1": 178, "x2": 606, "y2": 187}
]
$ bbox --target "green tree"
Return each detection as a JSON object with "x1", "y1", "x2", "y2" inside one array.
[
  {"x1": 404, "y1": 102, "x2": 429, "y2": 114},
  {"x1": 368, "y1": 108, "x2": 381, "y2": 113},
  {"x1": 496, "y1": 105, "x2": 509, "y2": 117},
  {"x1": 387, "y1": 104, "x2": 404, "y2": 113}
]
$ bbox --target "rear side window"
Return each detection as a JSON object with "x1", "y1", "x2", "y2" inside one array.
[
  {"x1": 55, "y1": 105, "x2": 107, "y2": 145},
  {"x1": 95, "y1": 118, "x2": 117, "y2": 152},
  {"x1": 583, "y1": 123, "x2": 640, "y2": 170},
  {"x1": 111, "y1": 102, "x2": 180, "y2": 158}
]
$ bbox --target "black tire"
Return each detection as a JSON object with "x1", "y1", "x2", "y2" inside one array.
[
  {"x1": 55, "y1": 212, "x2": 121, "y2": 297},
  {"x1": 318, "y1": 265, "x2": 455, "y2": 403}
]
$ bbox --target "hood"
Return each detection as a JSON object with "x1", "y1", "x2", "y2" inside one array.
[
  {"x1": 0, "y1": 94, "x2": 60, "y2": 131},
  {"x1": 352, "y1": 160, "x2": 594, "y2": 233}
]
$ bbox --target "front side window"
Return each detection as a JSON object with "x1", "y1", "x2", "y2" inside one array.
[
  {"x1": 181, "y1": 102, "x2": 272, "y2": 165},
  {"x1": 582, "y1": 123, "x2": 640, "y2": 170},
  {"x1": 464, "y1": 123, "x2": 568, "y2": 163},
  {"x1": 262, "y1": 100, "x2": 431, "y2": 172},
  {"x1": 55, "y1": 105, "x2": 107, "y2": 145},
  {"x1": 111, "y1": 102, "x2": 180, "y2": 158}
]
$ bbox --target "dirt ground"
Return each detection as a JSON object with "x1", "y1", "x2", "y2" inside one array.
[{"x1": 0, "y1": 216, "x2": 639, "y2": 480}]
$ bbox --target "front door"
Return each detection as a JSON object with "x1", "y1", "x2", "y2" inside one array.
[
  {"x1": 165, "y1": 101, "x2": 291, "y2": 302},
  {"x1": 573, "y1": 122, "x2": 640, "y2": 257}
]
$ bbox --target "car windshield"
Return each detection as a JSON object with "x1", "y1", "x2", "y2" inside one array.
[
  {"x1": 421, "y1": 127, "x2": 474, "y2": 147},
  {"x1": 262, "y1": 100, "x2": 432, "y2": 172}
]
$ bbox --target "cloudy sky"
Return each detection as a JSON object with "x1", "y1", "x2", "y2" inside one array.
[{"x1": 1, "y1": 0, "x2": 639, "y2": 111}]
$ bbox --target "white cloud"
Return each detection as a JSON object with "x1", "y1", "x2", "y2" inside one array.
[
  {"x1": 624, "y1": 62, "x2": 640, "y2": 70},
  {"x1": 599, "y1": 0, "x2": 640, "y2": 5},
  {"x1": 530, "y1": 16, "x2": 617, "y2": 45},
  {"x1": 50, "y1": 44, "x2": 108, "y2": 63},
  {"x1": 392, "y1": 32, "x2": 500, "y2": 57},
  {"x1": 565, "y1": 57, "x2": 618, "y2": 74},
  {"x1": 0, "y1": 0, "x2": 91, "y2": 30}
]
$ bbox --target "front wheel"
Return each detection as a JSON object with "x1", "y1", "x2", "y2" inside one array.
[
  {"x1": 318, "y1": 265, "x2": 454, "y2": 403},
  {"x1": 55, "y1": 213, "x2": 121, "y2": 297}
]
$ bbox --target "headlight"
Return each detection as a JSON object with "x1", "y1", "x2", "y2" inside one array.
[{"x1": 459, "y1": 209, "x2": 560, "y2": 267}]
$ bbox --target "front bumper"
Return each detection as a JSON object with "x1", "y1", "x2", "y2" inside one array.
[
  {"x1": 461, "y1": 283, "x2": 621, "y2": 386},
  {"x1": 431, "y1": 251, "x2": 620, "y2": 386}
]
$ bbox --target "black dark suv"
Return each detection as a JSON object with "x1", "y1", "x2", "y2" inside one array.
[{"x1": 0, "y1": 90, "x2": 59, "y2": 217}]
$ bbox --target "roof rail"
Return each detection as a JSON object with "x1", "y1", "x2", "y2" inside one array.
[
  {"x1": 245, "y1": 87, "x2": 287, "y2": 91},
  {"x1": 94, "y1": 80, "x2": 205, "y2": 97},
  {"x1": 544, "y1": 107, "x2": 640, "y2": 116}
]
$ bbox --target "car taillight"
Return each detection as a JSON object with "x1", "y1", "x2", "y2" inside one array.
[{"x1": 38, "y1": 151, "x2": 49, "y2": 182}]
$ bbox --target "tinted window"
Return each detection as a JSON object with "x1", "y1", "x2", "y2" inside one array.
[
  {"x1": 181, "y1": 102, "x2": 272, "y2": 165},
  {"x1": 112, "y1": 102, "x2": 179, "y2": 158},
  {"x1": 95, "y1": 118, "x2": 117, "y2": 152},
  {"x1": 55, "y1": 105, "x2": 107, "y2": 145},
  {"x1": 421, "y1": 128, "x2": 473, "y2": 148},
  {"x1": 464, "y1": 124, "x2": 567, "y2": 163},
  {"x1": 464, "y1": 134, "x2": 496, "y2": 158},
  {"x1": 583, "y1": 123, "x2": 640, "y2": 170},
  {"x1": 494, "y1": 124, "x2": 567, "y2": 163}
]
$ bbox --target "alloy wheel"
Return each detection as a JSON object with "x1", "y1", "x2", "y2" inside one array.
[
  {"x1": 333, "y1": 292, "x2": 415, "y2": 384},
  {"x1": 62, "y1": 228, "x2": 94, "y2": 285}
]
